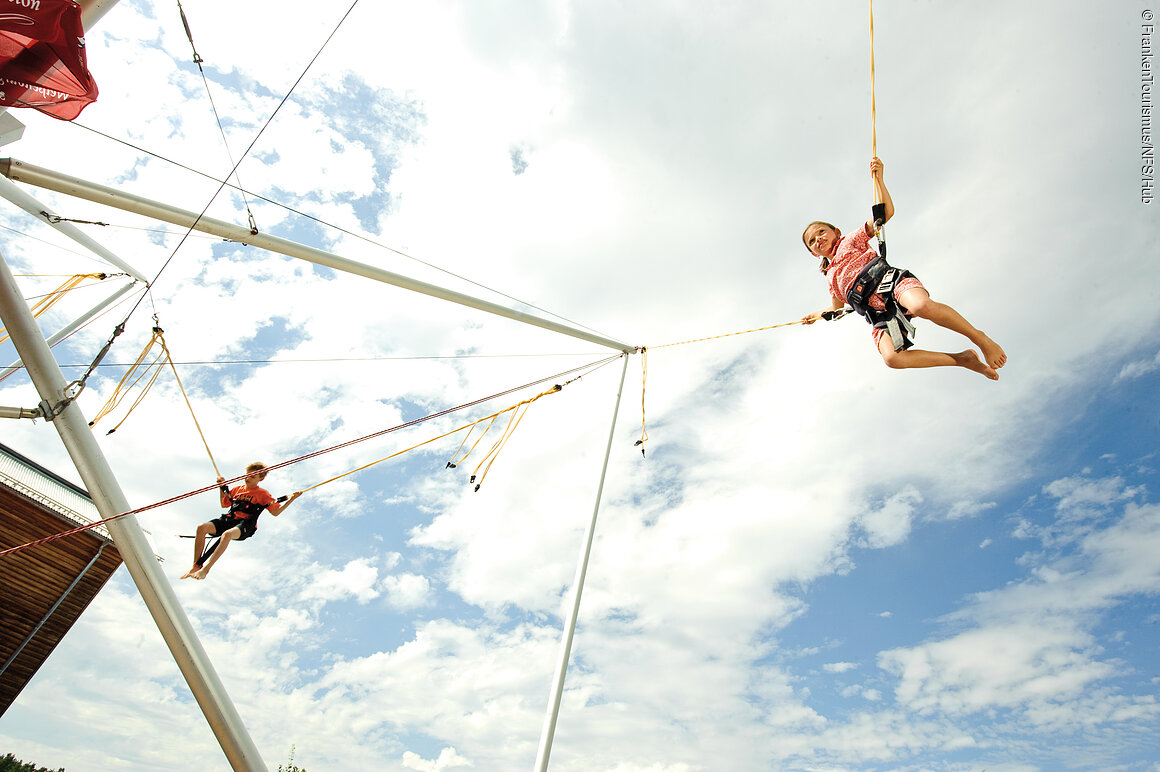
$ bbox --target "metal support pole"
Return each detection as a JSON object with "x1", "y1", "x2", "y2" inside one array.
[
  {"x1": 77, "y1": 0, "x2": 123, "y2": 32},
  {"x1": 0, "y1": 248, "x2": 266, "y2": 771},
  {"x1": 0, "y1": 280, "x2": 138, "y2": 382},
  {"x1": 0, "y1": 158, "x2": 635, "y2": 354},
  {"x1": 0, "y1": 176, "x2": 148, "y2": 281},
  {"x1": 0, "y1": 405, "x2": 40, "y2": 419},
  {"x1": 534, "y1": 353, "x2": 630, "y2": 771}
]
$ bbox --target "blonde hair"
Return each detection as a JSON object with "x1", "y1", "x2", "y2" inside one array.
[{"x1": 245, "y1": 462, "x2": 267, "y2": 477}]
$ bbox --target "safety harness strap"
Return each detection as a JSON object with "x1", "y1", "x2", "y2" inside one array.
[
  {"x1": 878, "y1": 306, "x2": 916, "y2": 352},
  {"x1": 845, "y1": 255, "x2": 916, "y2": 352},
  {"x1": 229, "y1": 499, "x2": 266, "y2": 518}
]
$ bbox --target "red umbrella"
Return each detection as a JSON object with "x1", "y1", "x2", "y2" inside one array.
[{"x1": 0, "y1": 0, "x2": 97, "y2": 121}]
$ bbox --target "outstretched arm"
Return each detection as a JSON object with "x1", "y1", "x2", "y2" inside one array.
[
  {"x1": 865, "y1": 156, "x2": 895, "y2": 233},
  {"x1": 268, "y1": 491, "x2": 303, "y2": 517},
  {"x1": 802, "y1": 294, "x2": 847, "y2": 324}
]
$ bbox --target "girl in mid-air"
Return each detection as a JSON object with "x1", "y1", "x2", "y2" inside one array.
[{"x1": 801, "y1": 157, "x2": 1006, "y2": 380}]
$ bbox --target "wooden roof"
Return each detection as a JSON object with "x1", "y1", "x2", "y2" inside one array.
[{"x1": 0, "y1": 442, "x2": 123, "y2": 716}]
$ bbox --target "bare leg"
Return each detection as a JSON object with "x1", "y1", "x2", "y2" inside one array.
[
  {"x1": 191, "y1": 527, "x2": 240, "y2": 579},
  {"x1": 898, "y1": 288, "x2": 1006, "y2": 370},
  {"x1": 878, "y1": 333, "x2": 998, "y2": 380},
  {"x1": 181, "y1": 522, "x2": 215, "y2": 579}
]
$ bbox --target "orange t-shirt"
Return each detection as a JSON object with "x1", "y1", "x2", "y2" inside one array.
[{"x1": 227, "y1": 485, "x2": 276, "y2": 519}]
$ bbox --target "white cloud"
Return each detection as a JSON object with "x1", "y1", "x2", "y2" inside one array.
[
  {"x1": 877, "y1": 482, "x2": 1160, "y2": 737},
  {"x1": 401, "y1": 746, "x2": 472, "y2": 771},
  {"x1": 298, "y1": 558, "x2": 381, "y2": 604},
  {"x1": 1114, "y1": 349, "x2": 1160, "y2": 381},
  {"x1": 382, "y1": 572, "x2": 432, "y2": 610},
  {"x1": 880, "y1": 622, "x2": 1113, "y2": 717},
  {"x1": 823, "y1": 661, "x2": 858, "y2": 674},
  {"x1": 1043, "y1": 476, "x2": 1144, "y2": 522},
  {"x1": 858, "y1": 486, "x2": 921, "y2": 549},
  {"x1": 946, "y1": 499, "x2": 997, "y2": 521}
]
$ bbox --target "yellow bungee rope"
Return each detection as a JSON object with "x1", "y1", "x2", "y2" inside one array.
[
  {"x1": 635, "y1": 316, "x2": 814, "y2": 456},
  {"x1": 88, "y1": 323, "x2": 221, "y2": 477},
  {"x1": 157, "y1": 331, "x2": 221, "y2": 477},
  {"x1": 0, "y1": 273, "x2": 110, "y2": 345},
  {"x1": 299, "y1": 382, "x2": 570, "y2": 495},
  {"x1": 870, "y1": 0, "x2": 878, "y2": 160},
  {"x1": 87, "y1": 326, "x2": 167, "y2": 430}
]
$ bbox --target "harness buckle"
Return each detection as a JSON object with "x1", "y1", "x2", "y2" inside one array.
[
  {"x1": 846, "y1": 256, "x2": 917, "y2": 352},
  {"x1": 877, "y1": 268, "x2": 898, "y2": 297}
]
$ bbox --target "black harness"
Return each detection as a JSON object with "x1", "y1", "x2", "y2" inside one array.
[
  {"x1": 837, "y1": 205, "x2": 915, "y2": 351},
  {"x1": 845, "y1": 254, "x2": 916, "y2": 351},
  {"x1": 194, "y1": 488, "x2": 263, "y2": 567},
  {"x1": 218, "y1": 484, "x2": 277, "y2": 519},
  {"x1": 194, "y1": 488, "x2": 287, "y2": 566},
  {"x1": 228, "y1": 496, "x2": 268, "y2": 519}
]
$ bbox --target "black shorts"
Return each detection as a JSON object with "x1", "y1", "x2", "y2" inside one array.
[{"x1": 208, "y1": 515, "x2": 257, "y2": 541}]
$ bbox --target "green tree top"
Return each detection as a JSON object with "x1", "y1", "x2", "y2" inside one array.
[{"x1": 0, "y1": 753, "x2": 65, "y2": 772}]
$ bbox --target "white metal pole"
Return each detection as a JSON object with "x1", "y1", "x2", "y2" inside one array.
[
  {"x1": 77, "y1": 0, "x2": 123, "y2": 31},
  {"x1": 0, "y1": 249, "x2": 267, "y2": 772},
  {"x1": 534, "y1": 353, "x2": 630, "y2": 772},
  {"x1": 0, "y1": 176, "x2": 148, "y2": 281},
  {"x1": 0, "y1": 280, "x2": 138, "y2": 381},
  {"x1": 0, "y1": 158, "x2": 636, "y2": 354}
]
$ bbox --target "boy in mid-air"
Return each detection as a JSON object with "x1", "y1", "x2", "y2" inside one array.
[{"x1": 180, "y1": 462, "x2": 301, "y2": 580}]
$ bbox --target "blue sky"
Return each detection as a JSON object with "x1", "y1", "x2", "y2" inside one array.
[{"x1": 1, "y1": 0, "x2": 1159, "y2": 770}]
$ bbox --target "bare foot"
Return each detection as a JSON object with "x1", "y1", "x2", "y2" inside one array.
[
  {"x1": 180, "y1": 567, "x2": 198, "y2": 580},
  {"x1": 979, "y1": 334, "x2": 1006, "y2": 370},
  {"x1": 952, "y1": 350, "x2": 999, "y2": 380},
  {"x1": 191, "y1": 567, "x2": 209, "y2": 580}
]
